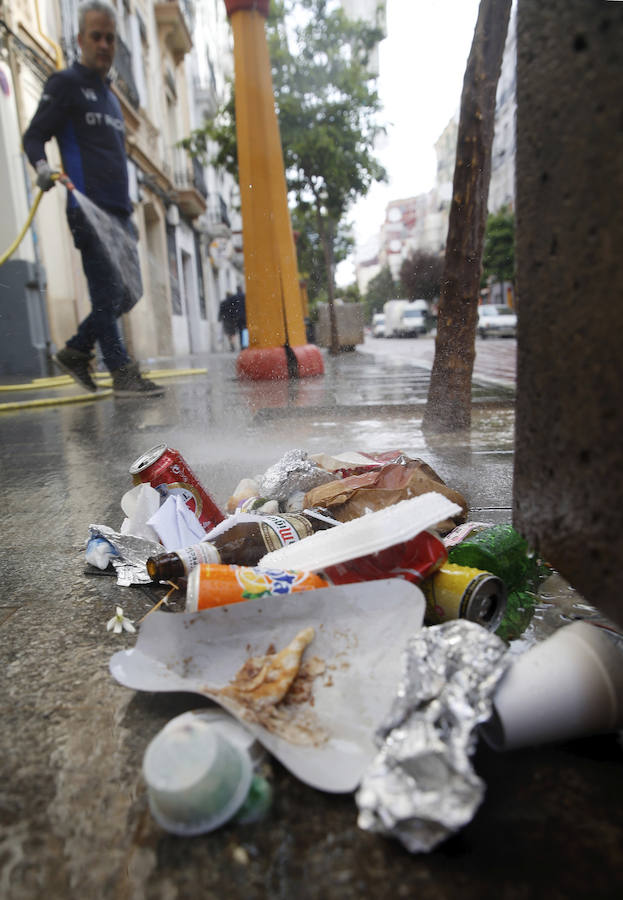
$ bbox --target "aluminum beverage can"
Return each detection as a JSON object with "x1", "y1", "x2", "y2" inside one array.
[
  {"x1": 129, "y1": 443, "x2": 225, "y2": 532},
  {"x1": 421, "y1": 563, "x2": 507, "y2": 631}
]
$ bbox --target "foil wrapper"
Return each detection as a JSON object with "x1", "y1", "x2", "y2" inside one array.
[
  {"x1": 356, "y1": 620, "x2": 510, "y2": 853},
  {"x1": 259, "y1": 449, "x2": 335, "y2": 505},
  {"x1": 88, "y1": 525, "x2": 163, "y2": 586}
]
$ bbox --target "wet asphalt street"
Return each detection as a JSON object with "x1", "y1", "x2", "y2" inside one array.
[{"x1": 1, "y1": 342, "x2": 622, "y2": 899}]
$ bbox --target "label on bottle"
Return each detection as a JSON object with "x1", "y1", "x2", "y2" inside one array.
[
  {"x1": 187, "y1": 564, "x2": 328, "y2": 611},
  {"x1": 176, "y1": 542, "x2": 220, "y2": 574},
  {"x1": 258, "y1": 514, "x2": 314, "y2": 553}
]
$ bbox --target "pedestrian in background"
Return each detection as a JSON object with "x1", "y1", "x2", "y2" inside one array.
[
  {"x1": 219, "y1": 292, "x2": 238, "y2": 351},
  {"x1": 232, "y1": 286, "x2": 247, "y2": 349},
  {"x1": 22, "y1": 0, "x2": 163, "y2": 397}
]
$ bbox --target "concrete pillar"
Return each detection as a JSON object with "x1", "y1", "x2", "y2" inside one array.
[{"x1": 513, "y1": 0, "x2": 623, "y2": 627}]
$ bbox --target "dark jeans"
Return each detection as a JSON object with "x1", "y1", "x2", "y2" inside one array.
[{"x1": 65, "y1": 205, "x2": 142, "y2": 371}]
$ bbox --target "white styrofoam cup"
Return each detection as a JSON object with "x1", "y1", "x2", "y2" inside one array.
[{"x1": 481, "y1": 621, "x2": 623, "y2": 751}]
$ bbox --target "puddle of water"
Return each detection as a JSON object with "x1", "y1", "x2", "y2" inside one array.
[{"x1": 507, "y1": 571, "x2": 622, "y2": 657}]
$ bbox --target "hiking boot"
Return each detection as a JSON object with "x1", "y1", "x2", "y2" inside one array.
[
  {"x1": 54, "y1": 347, "x2": 97, "y2": 392},
  {"x1": 111, "y1": 362, "x2": 165, "y2": 398}
]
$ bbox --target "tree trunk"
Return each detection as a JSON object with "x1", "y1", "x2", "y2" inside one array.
[
  {"x1": 316, "y1": 212, "x2": 340, "y2": 355},
  {"x1": 422, "y1": 0, "x2": 511, "y2": 432}
]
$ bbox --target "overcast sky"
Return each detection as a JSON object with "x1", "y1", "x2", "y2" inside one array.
[{"x1": 337, "y1": 0, "x2": 482, "y2": 282}]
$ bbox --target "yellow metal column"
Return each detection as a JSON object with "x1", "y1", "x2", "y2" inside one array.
[{"x1": 225, "y1": 0, "x2": 323, "y2": 379}]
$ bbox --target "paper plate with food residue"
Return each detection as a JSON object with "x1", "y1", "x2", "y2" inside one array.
[{"x1": 110, "y1": 579, "x2": 425, "y2": 793}]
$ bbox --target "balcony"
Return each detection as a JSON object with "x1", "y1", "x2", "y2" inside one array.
[
  {"x1": 202, "y1": 193, "x2": 232, "y2": 238},
  {"x1": 231, "y1": 229, "x2": 244, "y2": 269},
  {"x1": 112, "y1": 35, "x2": 140, "y2": 110},
  {"x1": 154, "y1": 2, "x2": 193, "y2": 64},
  {"x1": 193, "y1": 76, "x2": 219, "y2": 120},
  {"x1": 170, "y1": 146, "x2": 207, "y2": 219},
  {"x1": 192, "y1": 157, "x2": 208, "y2": 198}
]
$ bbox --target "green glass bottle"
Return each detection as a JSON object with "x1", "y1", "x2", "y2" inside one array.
[
  {"x1": 495, "y1": 589, "x2": 538, "y2": 642},
  {"x1": 448, "y1": 524, "x2": 540, "y2": 641},
  {"x1": 447, "y1": 524, "x2": 538, "y2": 593}
]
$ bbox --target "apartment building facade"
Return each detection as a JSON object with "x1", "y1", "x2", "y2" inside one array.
[
  {"x1": 488, "y1": 3, "x2": 516, "y2": 214},
  {"x1": 355, "y1": 3, "x2": 517, "y2": 295},
  {"x1": 189, "y1": 0, "x2": 242, "y2": 348}
]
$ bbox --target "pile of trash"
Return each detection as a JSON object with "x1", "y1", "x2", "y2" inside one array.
[{"x1": 90, "y1": 444, "x2": 623, "y2": 851}]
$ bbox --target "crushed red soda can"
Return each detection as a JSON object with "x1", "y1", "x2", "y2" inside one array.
[
  {"x1": 323, "y1": 530, "x2": 448, "y2": 586},
  {"x1": 129, "y1": 444, "x2": 225, "y2": 533}
]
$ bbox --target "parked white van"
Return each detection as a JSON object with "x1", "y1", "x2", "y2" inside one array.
[{"x1": 372, "y1": 313, "x2": 386, "y2": 337}]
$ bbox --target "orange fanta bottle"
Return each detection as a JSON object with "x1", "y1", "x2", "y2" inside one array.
[{"x1": 185, "y1": 564, "x2": 328, "y2": 611}]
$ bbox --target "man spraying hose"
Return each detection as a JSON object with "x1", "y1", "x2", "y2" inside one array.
[{"x1": 22, "y1": 0, "x2": 163, "y2": 398}]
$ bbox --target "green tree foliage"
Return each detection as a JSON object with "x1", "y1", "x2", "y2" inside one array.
[
  {"x1": 180, "y1": 103, "x2": 235, "y2": 170},
  {"x1": 364, "y1": 265, "x2": 397, "y2": 321},
  {"x1": 482, "y1": 206, "x2": 515, "y2": 285},
  {"x1": 182, "y1": 0, "x2": 386, "y2": 352},
  {"x1": 340, "y1": 282, "x2": 362, "y2": 304},
  {"x1": 399, "y1": 250, "x2": 445, "y2": 301},
  {"x1": 291, "y1": 205, "x2": 354, "y2": 309},
  {"x1": 269, "y1": 0, "x2": 386, "y2": 215},
  {"x1": 271, "y1": 0, "x2": 387, "y2": 352}
]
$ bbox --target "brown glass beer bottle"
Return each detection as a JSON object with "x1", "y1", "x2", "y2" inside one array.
[{"x1": 146, "y1": 510, "x2": 337, "y2": 581}]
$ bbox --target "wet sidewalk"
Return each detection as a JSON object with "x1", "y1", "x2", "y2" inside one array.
[{"x1": 1, "y1": 347, "x2": 622, "y2": 899}]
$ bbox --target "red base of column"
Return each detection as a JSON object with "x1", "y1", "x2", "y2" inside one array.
[
  {"x1": 236, "y1": 345, "x2": 324, "y2": 380},
  {"x1": 292, "y1": 344, "x2": 324, "y2": 377}
]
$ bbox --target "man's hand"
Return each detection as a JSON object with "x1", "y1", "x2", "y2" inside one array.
[{"x1": 35, "y1": 160, "x2": 56, "y2": 192}]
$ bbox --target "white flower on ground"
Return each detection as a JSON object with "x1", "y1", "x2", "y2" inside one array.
[{"x1": 107, "y1": 605, "x2": 136, "y2": 635}]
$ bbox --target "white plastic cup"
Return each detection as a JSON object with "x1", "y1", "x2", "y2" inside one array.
[
  {"x1": 481, "y1": 621, "x2": 623, "y2": 751},
  {"x1": 142, "y1": 716, "x2": 253, "y2": 835}
]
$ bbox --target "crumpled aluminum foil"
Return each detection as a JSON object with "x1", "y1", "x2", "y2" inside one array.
[
  {"x1": 356, "y1": 620, "x2": 510, "y2": 853},
  {"x1": 88, "y1": 524, "x2": 163, "y2": 586},
  {"x1": 259, "y1": 449, "x2": 335, "y2": 505}
]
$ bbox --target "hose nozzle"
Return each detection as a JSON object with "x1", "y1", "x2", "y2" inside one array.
[{"x1": 53, "y1": 172, "x2": 75, "y2": 191}]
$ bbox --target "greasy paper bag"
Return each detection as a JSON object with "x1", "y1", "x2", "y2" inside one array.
[{"x1": 303, "y1": 460, "x2": 467, "y2": 535}]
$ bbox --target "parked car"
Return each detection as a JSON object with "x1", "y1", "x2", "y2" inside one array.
[
  {"x1": 399, "y1": 305, "x2": 427, "y2": 337},
  {"x1": 478, "y1": 304, "x2": 517, "y2": 338},
  {"x1": 383, "y1": 300, "x2": 428, "y2": 337},
  {"x1": 372, "y1": 313, "x2": 385, "y2": 338}
]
